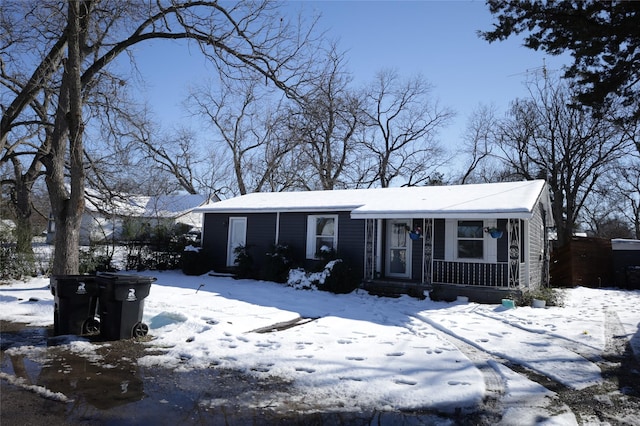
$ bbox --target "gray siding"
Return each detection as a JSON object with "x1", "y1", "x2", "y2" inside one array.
[
  {"x1": 497, "y1": 218, "x2": 509, "y2": 263},
  {"x1": 336, "y1": 211, "x2": 365, "y2": 277},
  {"x1": 433, "y1": 219, "x2": 445, "y2": 260},
  {"x1": 202, "y1": 212, "x2": 232, "y2": 271},
  {"x1": 202, "y1": 210, "x2": 364, "y2": 279},
  {"x1": 202, "y1": 212, "x2": 278, "y2": 272},
  {"x1": 528, "y1": 202, "x2": 547, "y2": 290}
]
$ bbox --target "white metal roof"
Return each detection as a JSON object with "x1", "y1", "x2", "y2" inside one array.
[{"x1": 195, "y1": 180, "x2": 552, "y2": 222}]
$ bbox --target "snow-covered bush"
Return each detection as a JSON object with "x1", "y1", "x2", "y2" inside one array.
[{"x1": 286, "y1": 259, "x2": 359, "y2": 294}]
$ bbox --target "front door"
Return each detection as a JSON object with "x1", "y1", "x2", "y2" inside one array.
[
  {"x1": 227, "y1": 217, "x2": 247, "y2": 267},
  {"x1": 386, "y1": 219, "x2": 411, "y2": 278}
]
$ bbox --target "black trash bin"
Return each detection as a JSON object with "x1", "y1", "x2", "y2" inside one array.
[
  {"x1": 50, "y1": 275, "x2": 100, "y2": 336},
  {"x1": 97, "y1": 273, "x2": 154, "y2": 340}
]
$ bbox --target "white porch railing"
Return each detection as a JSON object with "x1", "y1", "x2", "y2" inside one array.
[{"x1": 432, "y1": 260, "x2": 512, "y2": 288}]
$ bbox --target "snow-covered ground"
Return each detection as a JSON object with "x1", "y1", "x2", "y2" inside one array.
[{"x1": 2, "y1": 271, "x2": 639, "y2": 424}]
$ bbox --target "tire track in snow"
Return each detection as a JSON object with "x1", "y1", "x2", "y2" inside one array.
[
  {"x1": 412, "y1": 310, "x2": 602, "y2": 390},
  {"x1": 406, "y1": 315, "x2": 575, "y2": 425},
  {"x1": 470, "y1": 309, "x2": 604, "y2": 362}
]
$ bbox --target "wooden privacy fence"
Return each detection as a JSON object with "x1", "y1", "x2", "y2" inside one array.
[{"x1": 550, "y1": 237, "x2": 613, "y2": 287}]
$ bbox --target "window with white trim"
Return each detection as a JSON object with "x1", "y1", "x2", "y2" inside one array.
[
  {"x1": 457, "y1": 220, "x2": 484, "y2": 259},
  {"x1": 306, "y1": 215, "x2": 338, "y2": 259}
]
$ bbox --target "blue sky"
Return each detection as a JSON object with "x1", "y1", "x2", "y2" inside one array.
[{"x1": 127, "y1": 1, "x2": 570, "y2": 160}]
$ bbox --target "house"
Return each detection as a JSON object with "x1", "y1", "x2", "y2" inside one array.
[
  {"x1": 196, "y1": 180, "x2": 554, "y2": 303},
  {"x1": 47, "y1": 193, "x2": 214, "y2": 246}
]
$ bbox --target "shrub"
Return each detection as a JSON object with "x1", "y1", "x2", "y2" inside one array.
[
  {"x1": 233, "y1": 244, "x2": 254, "y2": 279},
  {"x1": 0, "y1": 246, "x2": 37, "y2": 280},
  {"x1": 519, "y1": 286, "x2": 565, "y2": 307},
  {"x1": 181, "y1": 246, "x2": 210, "y2": 276},
  {"x1": 318, "y1": 259, "x2": 360, "y2": 294},
  {"x1": 0, "y1": 227, "x2": 41, "y2": 279},
  {"x1": 261, "y1": 243, "x2": 295, "y2": 283},
  {"x1": 286, "y1": 258, "x2": 359, "y2": 295},
  {"x1": 79, "y1": 247, "x2": 115, "y2": 274}
]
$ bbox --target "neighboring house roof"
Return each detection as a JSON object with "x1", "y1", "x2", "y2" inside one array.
[
  {"x1": 195, "y1": 180, "x2": 553, "y2": 223},
  {"x1": 86, "y1": 192, "x2": 211, "y2": 219}
]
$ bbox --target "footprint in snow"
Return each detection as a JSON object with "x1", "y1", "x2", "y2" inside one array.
[
  {"x1": 394, "y1": 379, "x2": 417, "y2": 386},
  {"x1": 251, "y1": 363, "x2": 273, "y2": 372},
  {"x1": 386, "y1": 352, "x2": 404, "y2": 357},
  {"x1": 346, "y1": 356, "x2": 366, "y2": 361},
  {"x1": 339, "y1": 376, "x2": 363, "y2": 382},
  {"x1": 477, "y1": 338, "x2": 489, "y2": 343},
  {"x1": 337, "y1": 339, "x2": 353, "y2": 344},
  {"x1": 295, "y1": 367, "x2": 315, "y2": 373},
  {"x1": 448, "y1": 380, "x2": 471, "y2": 386}
]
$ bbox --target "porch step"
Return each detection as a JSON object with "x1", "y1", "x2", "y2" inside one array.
[{"x1": 361, "y1": 280, "x2": 428, "y2": 300}]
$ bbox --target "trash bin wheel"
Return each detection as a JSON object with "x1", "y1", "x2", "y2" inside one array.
[
  {"x1": 82, "y1": 318, "x2": 100, "y2": 335},
  {"x1": 132, "y1": 322, "x2": 149, "y2": 338}
]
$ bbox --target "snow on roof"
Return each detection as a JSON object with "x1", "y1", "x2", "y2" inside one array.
[
  {"x1": 195, "y1": 180, "x2": 551, "y2": 220},
  {"x1": 612, "y1": 238, "x2": 640, "y2": 250},
  {"x1": 86, "y1": 193, "x2": 208, "y2": 218}
]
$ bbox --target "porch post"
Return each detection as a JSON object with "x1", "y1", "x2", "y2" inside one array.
[
  {"x1": 508, "y1": 218, "x2": 521, "y2": 287},
  {"x1": 422, "y1": 218, "x2": 433, "y2": 285},
  {"x1": 364, "y1": 218, "x2": 375, "y2": 280}
]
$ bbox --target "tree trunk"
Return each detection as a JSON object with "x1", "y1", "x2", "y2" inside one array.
[
  {"x1": 46, "y1": 0, "x2": 87, "y2": 275},
  {"x1": 10, "y1": 162, "x2": 35, "y2": 255},
  {"x1": 13, "y1": 188, "x2": 34, "y2": 255}
]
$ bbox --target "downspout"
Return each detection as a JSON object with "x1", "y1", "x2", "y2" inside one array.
[
  {"x1": 421, "y1": 218, "x2": 425, "y2": 284},
  {"x1": 376, "y1": 219, "x2": 383, "y2": 278},
  {"x1": 524, "y1": 219, "x2": 530, "y2": 288},
  {"x1": 275, "y1": 211, "x2": 280, "y2": 245},
  {"x1": 429, "y1": 218, "x2": 434, "y2": 286}
]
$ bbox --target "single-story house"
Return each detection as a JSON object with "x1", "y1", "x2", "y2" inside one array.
[
  {"x1": 195, "y1": 180, "x2": 554, "y2": 303},
  {"x1": 47, "y1": 193, "x2": 214, "y2": 246}
]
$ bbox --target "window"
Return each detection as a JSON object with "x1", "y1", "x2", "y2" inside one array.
[
  {"x1": 306, "y1": 215, "x2": 338, "y2": 259},
  {"x1": 457, "y1": 220, "x2": 484, "y2": 259}
]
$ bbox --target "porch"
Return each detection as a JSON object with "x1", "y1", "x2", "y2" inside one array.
[{"x1": 361, "y1": 217, "x2": 526, "y2": 303}]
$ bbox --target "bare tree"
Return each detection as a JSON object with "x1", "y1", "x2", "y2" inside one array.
[
  {"x1": 188, "y1": 78, "x2": 295, "y2": 195},
  {"x1": 362, "y1": 69, "x2": 453, "y2": 188},
  {"x1": 588, "y1": 156, "x2": 640, "y2": 239},
  {"x1": 1, "y1": 0, "x2": 319, "y2": 274},
  {"x1": 494, "y1": 76, "x2": 635, "y2": 246},
  {"x1": 458, "y1": 104, "x2": 500, "y2": 184},
  {"x1": 285, "y1": 45, "x2": 364, "y2": 190}
]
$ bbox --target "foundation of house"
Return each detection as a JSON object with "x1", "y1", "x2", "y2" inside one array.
[
  {"x1": 429, "y1": 283, "x2": 522, "y2": 305},
  {"x1": 361, "y1": 280, "x2": 429, "y2": 300}
]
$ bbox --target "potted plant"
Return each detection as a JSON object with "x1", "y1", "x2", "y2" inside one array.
[
  {"x1": 484, "y1": 227, "x2": 503, "y2": 239},
  {"x1": 407, "y1": 225, "x2": 422, "y2": 240},
  {"x1": 532, "y1": 298, "x2": 546, "y2": 308}
]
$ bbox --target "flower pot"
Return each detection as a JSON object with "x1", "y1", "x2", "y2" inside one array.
[
  {"x1": 489, "y1": 230, "x2": 503, "y2": 239},
  {"x1": 501, "y1": 299, "x2": 516, "y2": 309},
  {"x1": 532, "y1": 299, "x2": 546, "y2": 308},
  {"x1": 409, "y1": 231, "x2": 421, "y2": 240}
]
